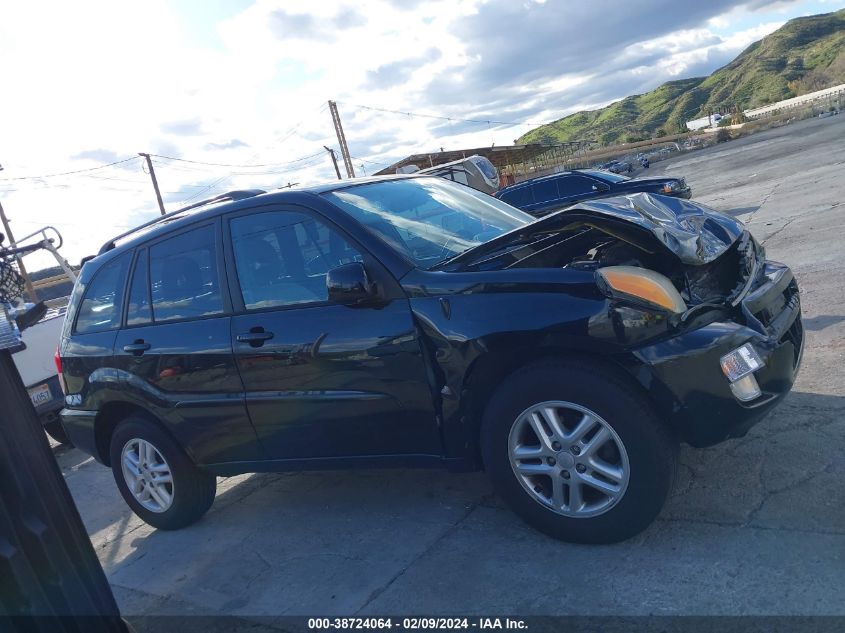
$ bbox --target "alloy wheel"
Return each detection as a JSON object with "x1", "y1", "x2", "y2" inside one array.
[
  {"x1": 508, "y1": 401, "x2": 630, "y2": 518},
  {"x1": 121, "y1": 438, "x2": 174, "y2": 513}
]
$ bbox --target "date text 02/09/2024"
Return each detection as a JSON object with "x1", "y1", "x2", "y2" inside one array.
[{"x1": 307, "y1": 618, "x2": 528, "y2": 630}]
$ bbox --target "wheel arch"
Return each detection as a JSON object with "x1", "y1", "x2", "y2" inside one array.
[
  {"x1": 460, "y1": 346, "x2": 656, "y2": 468},
  {"x1": 94, "y1": 401, "x2": 189, "y2": 467}
]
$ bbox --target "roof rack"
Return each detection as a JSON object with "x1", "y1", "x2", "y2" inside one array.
[{"x1": 97, "y1": 189, "x2": 266, "y2": 255}]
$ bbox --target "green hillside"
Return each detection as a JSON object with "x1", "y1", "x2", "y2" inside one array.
[{"x1": 519, "y1": 9, "x2": 845, "y2": 146}]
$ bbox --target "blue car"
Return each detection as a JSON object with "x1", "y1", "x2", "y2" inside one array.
[{"x1": 495, "y1": 169, "x2": 691, "y2": 217}]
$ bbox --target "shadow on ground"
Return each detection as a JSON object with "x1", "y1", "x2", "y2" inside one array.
[{"x1": 56, "y1": 388, "x2": 845, "y2": 619}]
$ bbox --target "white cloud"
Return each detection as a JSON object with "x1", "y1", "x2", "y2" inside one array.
[{"x1": 0, "y1": 0, "x2": 826, "y2": 266}]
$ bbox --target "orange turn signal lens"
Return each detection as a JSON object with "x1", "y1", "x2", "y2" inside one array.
[{"x1": 598, "y1": 266, "x2": 687, "y2": 313}]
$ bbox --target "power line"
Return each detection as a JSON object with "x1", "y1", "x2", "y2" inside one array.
[
  {"x1": 80, "y1": 173, "x2": 150, "y2": 184},
  {"x1": 339, "y1": 102, "x2": 553, "y2": 128},
  {"x1": 350, "y1": 155, "x2": 391, "y2": 168},
  {"x1": 0, "y1": 157, "x2": 140, "y2": 181},
  {"x1": 180, "y1": 103, "x2": 329, "y2": 205},
  {"x1": 149, "y1": 151, "x2": 325, "y2": 168}
]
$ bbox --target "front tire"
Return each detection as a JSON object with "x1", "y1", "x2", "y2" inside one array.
[
  {"x1": 109, "y1": 416, "x2": 216, "y2": 530},
  {"x1": 481, "y1": 359, "x2": 677, "y2": 543}
]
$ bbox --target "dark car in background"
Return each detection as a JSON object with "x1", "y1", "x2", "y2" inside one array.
[
  {"x1": 597, "y1": 160, "x2": 633, "y2": 174},
  {"x1": 58, "y1": 177, "x2": 801, "y2": 544},
  {"x1": 495, "y1": 169, "x2": 691, "y2": 217}
]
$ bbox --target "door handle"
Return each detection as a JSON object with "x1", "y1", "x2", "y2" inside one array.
[
  {"x1": 123, "y1": 340, "x2": 151, "y2": 355},
  {"x1": 237, "y1": 327, "x2": 274, "y2": 347}
]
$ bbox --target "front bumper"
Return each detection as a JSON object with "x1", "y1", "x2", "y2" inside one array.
[{"x1": 634, "y1": 261, "x2": 802, "y2": 447}]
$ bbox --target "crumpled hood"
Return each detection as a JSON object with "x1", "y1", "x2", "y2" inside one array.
[{"x1": 562, "y1": 192, "x2": 743, "y2": 265}]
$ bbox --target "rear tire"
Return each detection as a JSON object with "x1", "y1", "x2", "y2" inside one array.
[
  {"x1": 44, "y1": 420, "x2": 72, "y2": 446},
  {"x1": 109, "y1": 416, "x2": 216, "y2": 530},
  {"x1": 481, "y1": 359, "x2": 677, "y2": 544}
]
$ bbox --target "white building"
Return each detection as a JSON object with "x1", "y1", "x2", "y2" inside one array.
[{"x1": 685, "y1": 113, "x2": 722, "y2": 131}]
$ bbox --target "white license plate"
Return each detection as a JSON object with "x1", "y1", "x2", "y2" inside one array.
[{"x1": 28, "y1": 383, "x2": 52, "y2": 408}]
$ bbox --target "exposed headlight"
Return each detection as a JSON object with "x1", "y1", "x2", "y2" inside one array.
[{"x1": 597, "y1": 266, "x2": 687, "y2": 313}]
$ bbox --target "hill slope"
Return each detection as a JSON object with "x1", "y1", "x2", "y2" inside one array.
[{"x1": 519, "y1": 9, "x2": 845, "y2": 145}]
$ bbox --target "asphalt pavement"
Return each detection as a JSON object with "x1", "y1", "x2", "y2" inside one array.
[{"x1": 56, "y1": 114, "x2": 845, "y2": 625}]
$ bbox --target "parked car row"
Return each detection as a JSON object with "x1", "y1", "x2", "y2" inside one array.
[{"x1": 57, "y1": 175, "x2": 802, "y2": 543}]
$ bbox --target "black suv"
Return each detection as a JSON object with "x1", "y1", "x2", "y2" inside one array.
[
  {"x1": 496, "y1": 169, "x2": 691, "y2": 217},
  {"x1": 58, "y1": 178, "x2": 802, "y2": 543}
]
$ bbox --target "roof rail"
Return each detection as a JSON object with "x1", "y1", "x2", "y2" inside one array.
[{"x1": 97, "y1": 189, "x2": 266, "y2": 255}]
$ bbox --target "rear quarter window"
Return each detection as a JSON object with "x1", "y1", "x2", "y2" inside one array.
[
  {"x1": 73, "y1": 252, "x2": 131, "y2": 334},
  {"x1": 500, "y1": 185, "x2": 534, "y2": 209}
]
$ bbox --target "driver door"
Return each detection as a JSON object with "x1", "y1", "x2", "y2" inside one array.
[{"x1": 224, "y1": 206, "x2": 442, "y2": 461}]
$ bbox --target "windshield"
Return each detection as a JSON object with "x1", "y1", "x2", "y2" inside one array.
[
  {"x1": 581, "y1": 169, "x2": 629, "y2": 183},
  {"x1": 323, "y1": 177, "x2": 532, "y2": 268}
]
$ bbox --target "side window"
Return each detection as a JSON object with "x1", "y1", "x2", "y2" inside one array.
[
  {"x1": 149, "y1": 224, "x2": 223, "y2": 323},
  {"x1": 558, "y1": 176, "x2": 596, "y2": 197},
  {"x1": 532, "y1": 179, "x2": 559, "y2": 204},
  {"x1": 230, "y1": 211, "x2": 364, "y2": 310},
  {"x1": 126, "y1": 249, "x2": 151, "y2": 326},
  {"x1": 74, "y1": 252, "x2": 131, "y2": 334}
]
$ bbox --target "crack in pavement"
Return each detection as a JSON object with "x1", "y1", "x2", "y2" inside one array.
[
  {"x1": 742, "y1": 182, "x2": 780, "y2": 226},
  {"x1": 761, "y1": 217, "x2": 797, "y2": 246},
  {"x1": 353, "y1": 493, "x2": 494, "y2": 615},
  {"x1": 656, "y1": 515, "x2": 845, "y2": 537}
]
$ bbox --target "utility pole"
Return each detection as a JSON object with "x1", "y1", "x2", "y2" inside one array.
[
  {"x1": 138, "y1": 153, "x2": 166, "y2": 216},
  {"x1": 0, "y1": 200, "x2": 37, "y2": 302},
  {"x1": 328, "y1": 100, "x2": 355, "y2": 178},
  {"x1": 323, "y1": 146, "x2": 342, "y2": 180}
]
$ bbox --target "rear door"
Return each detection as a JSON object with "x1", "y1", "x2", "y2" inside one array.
[
  {"x1": 529, "y1": 178, "x2": 560, "y2": 213},
  {"x1": 224, "y1": 206, "x2": 441, "y2": 461},
  {"x1": 113, "y1": 221, "x2": 263, "y2": 465}
]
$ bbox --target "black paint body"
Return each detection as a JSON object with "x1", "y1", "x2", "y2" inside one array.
[{"x1": 59, "y1": 177, "x2": 803, "y2": 476}]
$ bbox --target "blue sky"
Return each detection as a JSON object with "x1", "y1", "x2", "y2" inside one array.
[{"x1": 0, "y1": 0, "x2": 841, "y2": 265}]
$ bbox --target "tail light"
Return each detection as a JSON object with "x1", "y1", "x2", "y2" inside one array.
[{"x1": 54, "y1": 346, "x2": 67, "y2": 395}]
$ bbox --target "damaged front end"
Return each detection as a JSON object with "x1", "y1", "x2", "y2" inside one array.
[
  {"x1": 440, "y1": 192, "x2": 803, "y2": 443},
  {"x1": 445, "y1": 192, "x2": 788, "y2": 337}
]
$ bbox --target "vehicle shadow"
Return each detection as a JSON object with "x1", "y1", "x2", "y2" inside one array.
[
  {"x1": 664, "y1": 389, "x2": 845, "y2": 530},
  {"x1": 801, "y1": 314, "x2": 845, "y2": 331},
  {"x1": 723, "y1": 205, "x2": 759, "y2": 217},
  {"x1": 79, "y1": 389, "x2": 845, "y2": 617}
]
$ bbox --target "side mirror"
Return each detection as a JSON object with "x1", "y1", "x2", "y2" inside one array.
[{"x1": 326, "y1": 262, "x2": 376, "y2": 306}]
